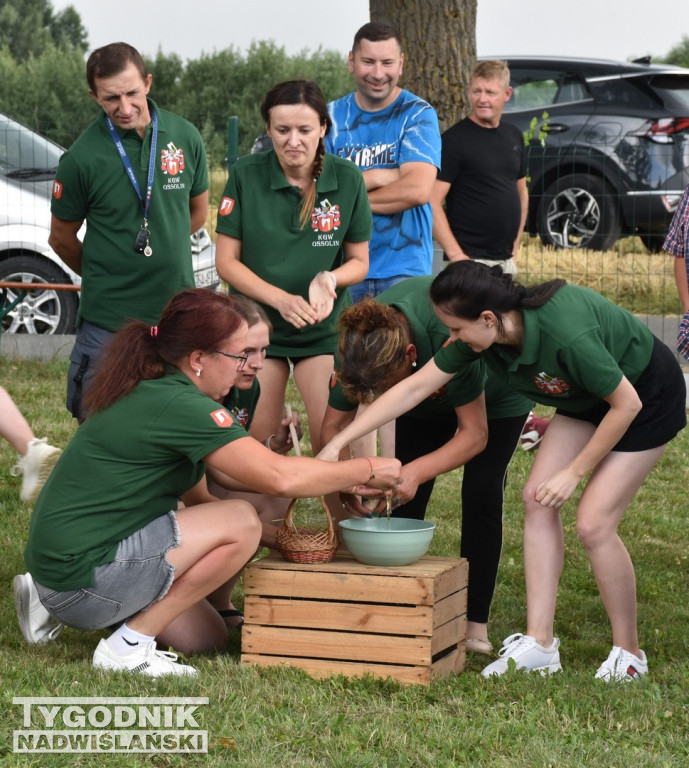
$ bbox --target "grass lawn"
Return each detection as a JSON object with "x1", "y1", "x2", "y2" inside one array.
[{"x1": 1, "y1": 358, "x2": 688, "y2": 767}]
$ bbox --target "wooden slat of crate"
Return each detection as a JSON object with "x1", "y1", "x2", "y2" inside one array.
[
  {"x1": 243, "y1": 625, "x2": 433, "y2": 665},
  {"x1": 244, "y1": 555, "x2": 468, "y2": 606},
  {"x1": 244, "y1": 588, "x2": 467, "y2": 636},
  {"x1": 245, "y1": 597, "x2": 433, "y2": 635},
  {"x1": 241, "y1": 646, "x2": 467, "y2": 686}
]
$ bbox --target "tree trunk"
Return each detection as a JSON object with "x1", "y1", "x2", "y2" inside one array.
[{"x1": 369, "y1": 0, "x2": 477, "y2": 132}]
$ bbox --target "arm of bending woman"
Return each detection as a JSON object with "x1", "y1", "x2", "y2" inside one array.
[
  {"x1": 317, "y1": 358, "x2": 455, "y2": 461},
  {"x1": 535, "y1": 376, "x2": 643, "y2": 508}
]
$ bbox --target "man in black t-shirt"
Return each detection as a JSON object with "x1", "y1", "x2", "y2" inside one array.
[{"x1": 430, "y1": 60, "x2": 527, "y2": 275}]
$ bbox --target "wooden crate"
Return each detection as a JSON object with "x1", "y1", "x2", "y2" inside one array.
[{"x1": 241, "y1": 554, "x2": 467, "y2": 685}]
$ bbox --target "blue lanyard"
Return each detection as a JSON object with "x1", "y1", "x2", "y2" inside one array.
[{"x1": 106, "y1": 109, "x2": 158, "y2": 218}]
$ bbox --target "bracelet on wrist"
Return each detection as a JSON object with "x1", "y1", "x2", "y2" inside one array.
[
  {"x1": 265, "y1": 434, "x2": 276, "y2": 450},
  {"x1": 317, "y1": 270, "x2": 337, "y2": 289},
  {"x1": 364, "y1": 457, "x2": 375, "y2": 483}
]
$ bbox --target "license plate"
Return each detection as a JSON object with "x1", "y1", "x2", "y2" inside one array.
[{"x1": 194, "y1": 266, "x2": 218, "y2": 288}]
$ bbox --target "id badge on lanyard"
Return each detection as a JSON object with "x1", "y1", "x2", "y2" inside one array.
[{"x1": 107, "y1": 109, "x2": 158, "y2": 257}]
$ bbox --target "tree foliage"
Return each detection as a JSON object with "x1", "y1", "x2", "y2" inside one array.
[
  {"x1": 147, "y1": 41, "x2": 353, "y2": 159},
  {"x1": 369, "y1": 0, "x2": 477, "y2": 131},
  {"x1": 662, "y1": 35, "x2": 689, "y2": 68},
  {"x1": 0, "y1": 0, "x2": 87, "y2": 61}
]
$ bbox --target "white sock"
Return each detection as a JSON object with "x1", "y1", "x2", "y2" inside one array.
[{"x1": 105, "y1": 623, "x2": 156, "y2": 656}]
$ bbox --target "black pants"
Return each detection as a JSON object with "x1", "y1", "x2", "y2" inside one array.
[{"x1": 394, "y1": 412, "x2": 527, "y2": 624}]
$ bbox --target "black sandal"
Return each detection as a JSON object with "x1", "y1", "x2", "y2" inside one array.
[{"x1": 217, "y1": 608, "x2": 244, "y2": 630}]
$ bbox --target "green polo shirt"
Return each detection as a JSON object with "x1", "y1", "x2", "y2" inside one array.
[
  {"x1": 216, "y1": 150, "x2": 372, "y2": 356},
  {"x1": 328, "y1": 276, "x2": 531, "y2": 420},
  {"x1": 51, "y1": 100, "x2": 209, "y2": 331},
  {"x1": 223, "y1": 378, "x2": 260, "y2": 429},
  {"x1": 25, "y1": 369, "x2": 248, "y2": 591},
  {"x1": 434, "y1": 284, "x2": 654, "y2": 411}
]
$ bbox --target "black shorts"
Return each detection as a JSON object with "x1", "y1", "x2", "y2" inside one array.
[
  {"x1": 556, "y1": 336, "x2": 687, "y2": 452},
  {"x1": 265, "y1": 353, "x2": 328, "y2": 365}
]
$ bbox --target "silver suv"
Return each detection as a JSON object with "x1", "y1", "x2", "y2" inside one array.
[{"x1": 0, "y1": 112, "x2": 218, "y2": 334}]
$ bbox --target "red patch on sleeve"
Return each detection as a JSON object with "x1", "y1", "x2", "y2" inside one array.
[
  {"x1": 210, "y1": 408, "x2": 234, "y2": 427},
  {"x1": 52, "y1": 181, "x2": 63, "y2": 199},
  {"x1": 218, "y1": 196, "x2": 235, "y2": 216},
  {"x1": 329, "y1": 370, "x2": 338, "y2": 389}
]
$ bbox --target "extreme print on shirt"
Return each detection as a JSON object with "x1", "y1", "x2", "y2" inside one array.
[{"x1": 325, "y1": 90, "x2": 441, "y2": 279}]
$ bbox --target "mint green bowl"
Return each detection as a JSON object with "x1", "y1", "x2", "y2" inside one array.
[{"x1": 338, "y1": 518, "x2": 436, "y2": 566}]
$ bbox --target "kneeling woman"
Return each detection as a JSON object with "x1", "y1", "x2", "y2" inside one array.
[{"x1": 21, "y1": 289, "x2": 400, "y2": 677}]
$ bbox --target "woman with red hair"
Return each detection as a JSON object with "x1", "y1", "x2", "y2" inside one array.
[{"x1": 17, "y1": 289, "x2": 400, "y2": 677}]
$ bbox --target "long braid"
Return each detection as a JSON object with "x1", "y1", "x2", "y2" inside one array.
[{"x1": 299, "y1": 138, "x2": 325, "y2": 230}]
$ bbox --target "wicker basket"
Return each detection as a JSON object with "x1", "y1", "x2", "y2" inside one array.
[{"x1": 276, "y1": 497, "x2": 338, "y2": 564}]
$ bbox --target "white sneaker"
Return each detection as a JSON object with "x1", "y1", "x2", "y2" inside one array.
[
  {"x1": 14, "y1": 573, "x2": 63, "y2": 644},
  {"x1": 93, "y1": 638, "x2": 197, "y2": 677},
  {"x1": 11, "y1": 438, "x2": 62, "y2": 504},
  {"x1": 595, "y1": 645, "x2": 647, "y2": 682},
  {"x1": 481, "y1": 633, "x2": 562, "y2": 678}
]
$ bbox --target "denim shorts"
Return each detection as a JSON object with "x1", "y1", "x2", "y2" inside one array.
[{"x1": 35, "y1": 511, "x2": 180, "y2": 631}]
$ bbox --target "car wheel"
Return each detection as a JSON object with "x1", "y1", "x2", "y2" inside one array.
[
  {"x1": 0, "y1": 255, "x2": 78, "y2": 334},
  {"x1": 538, "y1": 174, "x2": 620, "y2": 250}
]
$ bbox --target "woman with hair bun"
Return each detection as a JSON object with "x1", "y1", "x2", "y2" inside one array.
[
  {"x1": 18, "y1": 289, "x2": 400, "y2": 677},
  {"x1": 215, "y1": 79, "x2": 372, "y2": 454},
  {"x1": 320, "y1": 276, "x2": 532, "y2": 654}
]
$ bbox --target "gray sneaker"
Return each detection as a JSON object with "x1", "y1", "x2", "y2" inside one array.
[
  {"x1": 14, "y1": 572, "x2": 63, "y2": 644},
  {"x1": 11, "y1": 438, "x2": 62, "y2": 504},
  {"x1": 481, "y1": 633, "x2": 562, "y2": 678}
]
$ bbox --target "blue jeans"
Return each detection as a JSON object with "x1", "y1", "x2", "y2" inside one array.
[{"x1": 348, "y1": 275, "x2": 411, "y2": 303}]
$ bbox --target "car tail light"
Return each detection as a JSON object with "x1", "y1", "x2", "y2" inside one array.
[{"x1": 646, "y1": 117, "x2": 689, "y2": 142}]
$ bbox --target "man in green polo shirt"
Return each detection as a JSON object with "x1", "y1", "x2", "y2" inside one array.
[{"x1": 49, "y1": 42, "x2": 209, "y2": 419}]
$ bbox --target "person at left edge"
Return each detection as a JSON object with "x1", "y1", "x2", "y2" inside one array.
[{"x1": 48, "y1": 42, "x2": 209, "y2": 421}]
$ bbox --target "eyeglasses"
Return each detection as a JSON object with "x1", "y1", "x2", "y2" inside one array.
[{"x1": 213, "y1": 350, "x2": 248, "y2": 370}]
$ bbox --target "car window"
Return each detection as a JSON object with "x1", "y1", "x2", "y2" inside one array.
[
  {"x1": 586, "y1": 78, "x2": 660, "y2": 110},
  {"x1": 506, "y1": 69, "x2": 589, "y2": 112},
  {"x1": 645, "y1": 75, "x2": 689, "y2": 111},
  {"x1": 0, "y1": 113, "x2": 63, "y2": 176}
]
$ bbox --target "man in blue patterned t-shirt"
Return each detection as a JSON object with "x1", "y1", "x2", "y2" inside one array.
[{"x1": 325, "y1": 21, "x2": 441, "y2": 302}]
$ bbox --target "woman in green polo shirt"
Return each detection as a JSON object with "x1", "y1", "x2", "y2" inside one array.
[
  {"x1": 321, "y1": 276, "x2": 532, "y2": 655},
  {"x1": 320, "y1": 261, "x2": 685, "y2": 683},
  {"x1": 20, "y1": 289, "x2": 400, "y2": 678},
  {"x1": 430, "y1": 261, "x2": 686, "y2": 682},
  {"x1": 215, "y1": 79, "x2": 372, "y2": 456}
]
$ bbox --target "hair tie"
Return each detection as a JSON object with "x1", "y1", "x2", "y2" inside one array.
[{"x1": 150, "y1": 325, "x2": 158, "y2": 338}]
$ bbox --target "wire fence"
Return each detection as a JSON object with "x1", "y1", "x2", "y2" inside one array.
[{"x1": 1, "y1": 110, "x2": 687, "y2": 366}]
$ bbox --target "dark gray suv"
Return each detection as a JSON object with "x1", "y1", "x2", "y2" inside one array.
[{"x1": 497, "y1": 55, "x2": 689, "y2": 250}]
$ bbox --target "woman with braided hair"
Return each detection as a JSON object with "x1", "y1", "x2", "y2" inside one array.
[{"x1": 215, "y1": 79, "x2": 372, "y2": 453}]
